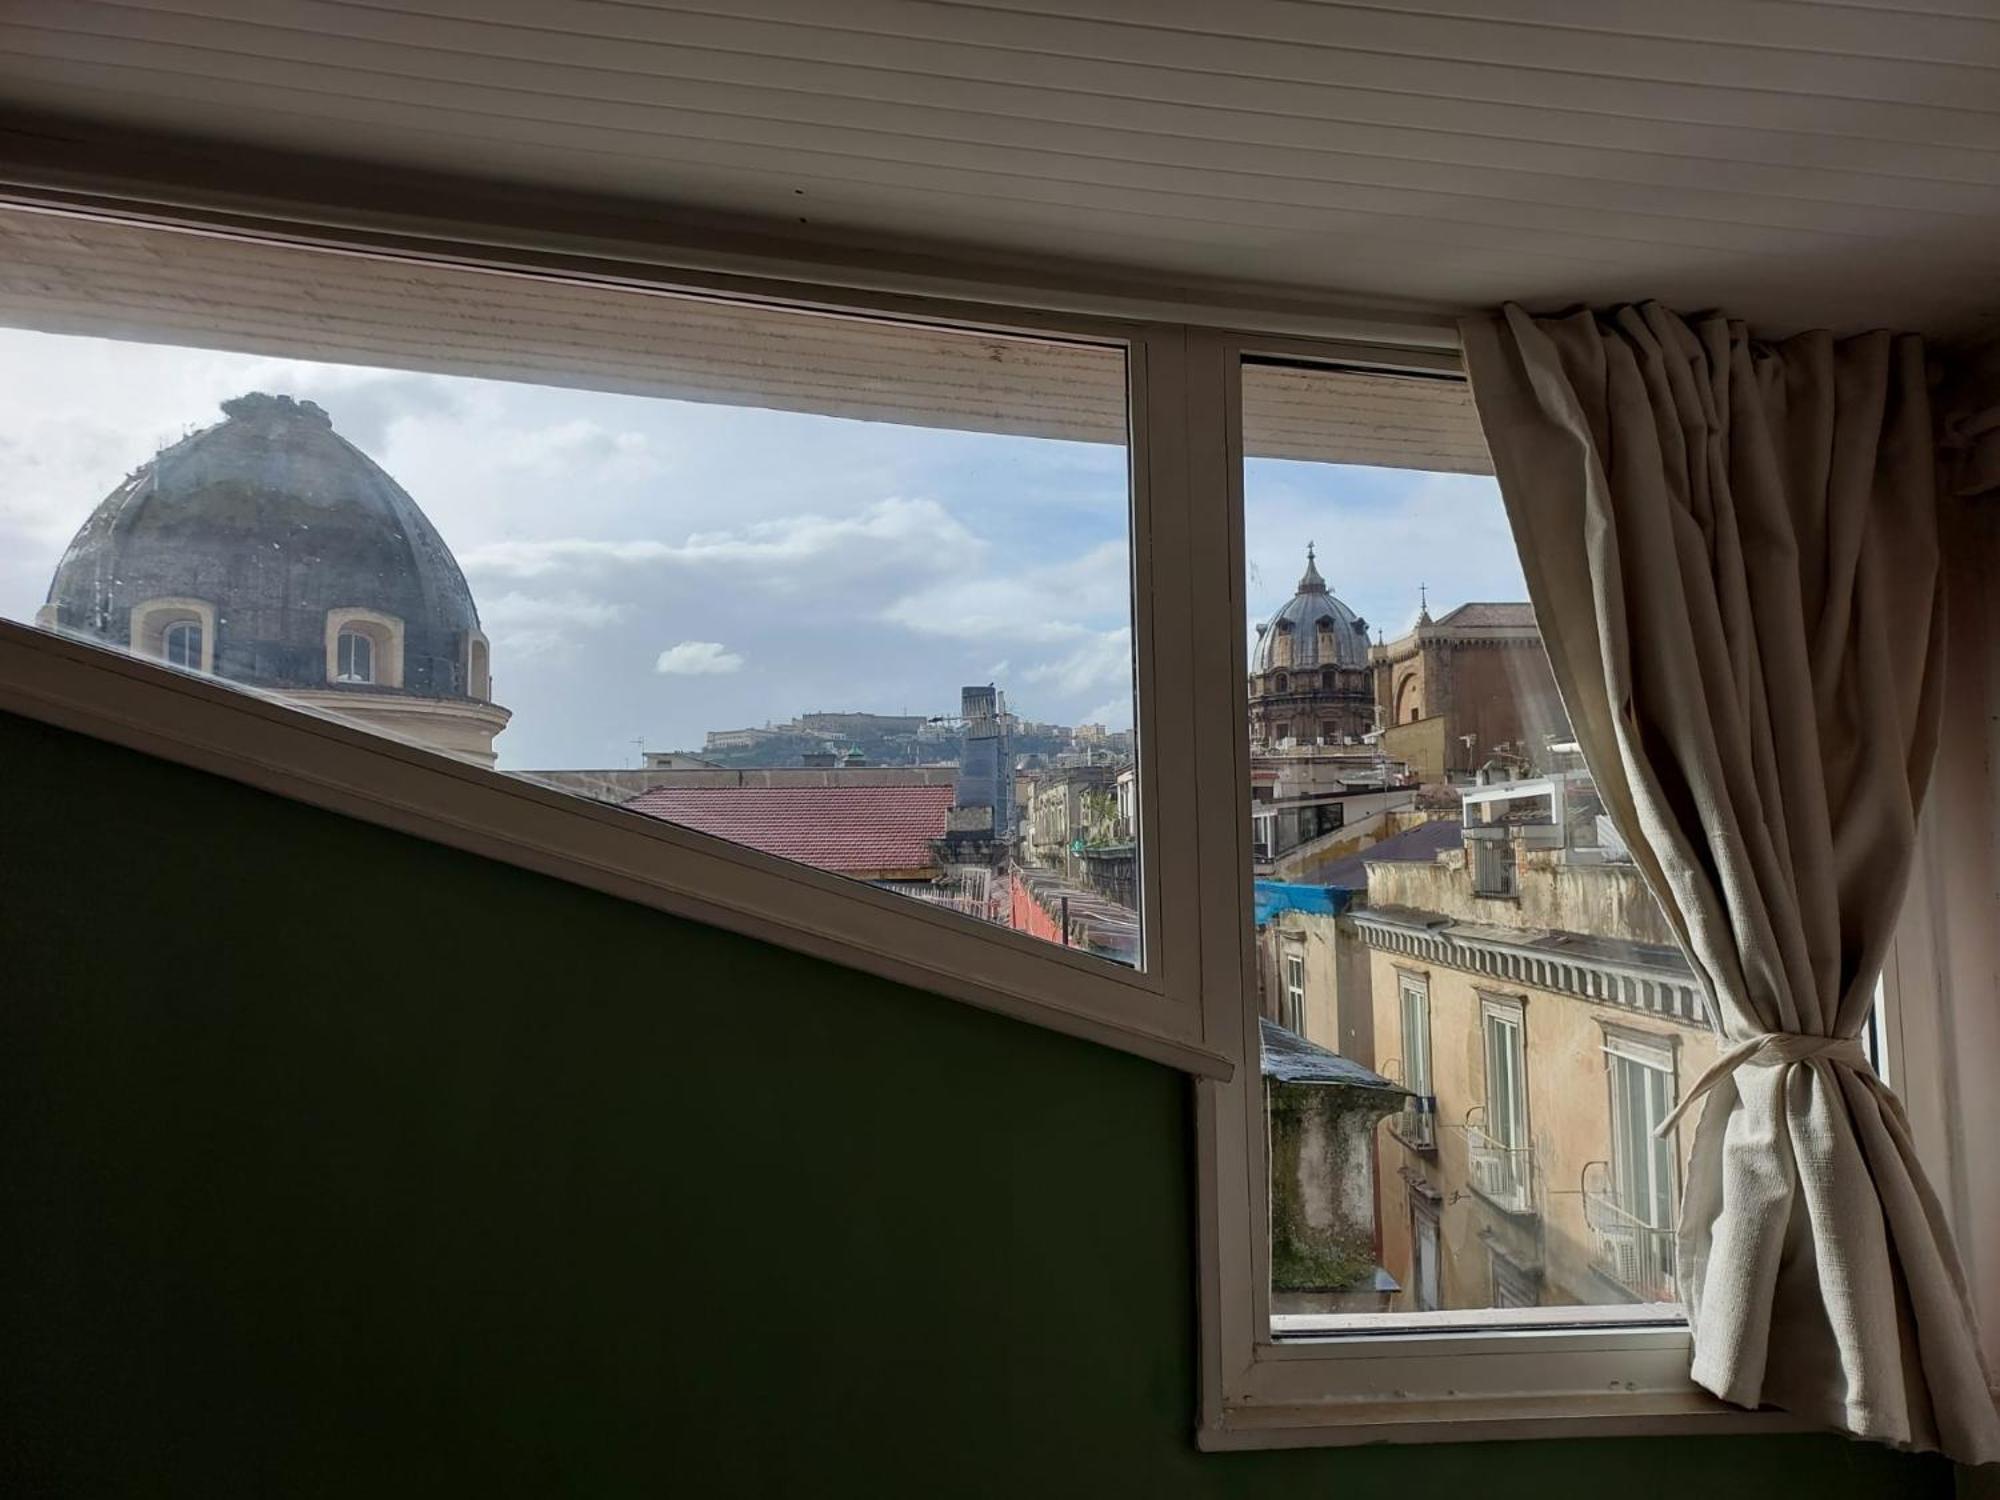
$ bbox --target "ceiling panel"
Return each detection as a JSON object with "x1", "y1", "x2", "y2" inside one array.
[{"x1": 1, "y1": 0, "x2": 1996, "y2": 338}]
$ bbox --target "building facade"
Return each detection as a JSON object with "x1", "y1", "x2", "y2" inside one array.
[
  {"x1": 1370, "y1": 601, "x2": 1566, "y2": 782},
  {"x1": 1351, "y1": 777, "x2": 1717, "y2": 1312}
]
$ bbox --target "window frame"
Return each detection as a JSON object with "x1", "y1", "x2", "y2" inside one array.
[
  {"x1": 0, "y1": 204, "x2": 1228, "y2": 1082},
  {"x1": 127, "y1": 596, "x2": 215, "y2": 674},
  {"x1": 1190, "y1": 328, "x2": 1804, "y2": 1450},
  {"x1": 162, "y1": 617, "x2": 204, "y2": 673},
  {"x1": 0, "y1": 199, "x2": 1975, "y2": 1450}
]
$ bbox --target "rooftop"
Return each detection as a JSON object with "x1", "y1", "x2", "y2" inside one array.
[
  {"x1": 622, "y1": 783, "x2": 954, "y2": 877},
  {"x1": 1260, "y1": 1020, "x2": 1403, "y2": 1093},
  {"x1": 1429, "y1": 602, "x2": 1538, "y2": 630},
  {"x1": 1310, "y1": 819, "x2": 1465, "y2": 893}
]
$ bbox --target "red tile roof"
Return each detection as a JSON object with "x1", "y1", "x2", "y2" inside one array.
[{"x1": 622, "y1": 783, "x2": 954, "y2": 876}]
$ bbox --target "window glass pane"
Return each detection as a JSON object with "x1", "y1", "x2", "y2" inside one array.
[
  {"x1": 1245, "y1": 359, "x2": 1706, "y2": 1323},
  {"x1": 0, "y1": 223, "x2": 1141, "y2": 968}
]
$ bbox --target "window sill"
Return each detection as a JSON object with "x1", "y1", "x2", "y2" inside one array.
[{"x1": 1207, "y1": 1312, "x2": 1808, "y2": 1450}]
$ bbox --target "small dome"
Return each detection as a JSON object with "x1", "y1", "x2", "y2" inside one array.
[
  {"x1": 1251, "y1": 545, "x2": 1370, "y2": 672},
  {"x1": 45, "y1": 392, "x2": 483, "y2": 699}
]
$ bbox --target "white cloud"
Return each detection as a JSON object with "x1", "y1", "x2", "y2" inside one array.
[
  {"x1": 1082, "y1": 696, "x2": 1133, "y2": 732},
  {"x1": 883, "y1": 539, "x2": 1129, "y2": 644},
  {"x1": 478, "y1": 590, "x2": 625, "y2": 660},
  {"x1": 1021, "y1": 626, "x2": 1133, "y2": 697},
  {"x1": 460, "y1": 496, "x2": 981, "y2": 580},
  {"x1": 656, "y1": 640, "x2": 745, "y2": 676}
]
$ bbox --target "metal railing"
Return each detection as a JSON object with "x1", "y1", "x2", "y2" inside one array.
[
  {"x1": 1463, "y1": 1106, "x2": 1534, "y2": 1213},
  {"x1": 1581, "y1": 1161, "x2": 1677, "y2": 1303}
]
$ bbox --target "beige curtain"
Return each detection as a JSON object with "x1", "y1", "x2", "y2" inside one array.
[{"x1": 1460, "y1": 302, "x2": 2000, "y2": 1462}]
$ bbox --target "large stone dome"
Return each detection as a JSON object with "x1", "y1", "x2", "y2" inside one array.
[
  {"x1": 42, "y1": 391, "x2": 508, "y2": 765},
  {"x1": 1251, "y1": 546, "x2": 1370, "y2": 672},
  {"x1": 45, "y1": 392, "x2": 482, "y2": 696}
]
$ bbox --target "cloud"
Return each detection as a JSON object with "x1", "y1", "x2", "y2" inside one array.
[
  {"x1": 479, "y1": 591, "x2": 626, "y2": 660},
  {"x1": 459, "y1": 496, "x2": 980, "y2": 580},
  {"x1": 883, "y1": 539, "x2": 1129, "y2": 644},
  {"x1": 1021, "y1": 626, "x2": 1133, "y2": 698},
  {"x1": 656, "y1": 640, "x2": 745, "y2": 676}
]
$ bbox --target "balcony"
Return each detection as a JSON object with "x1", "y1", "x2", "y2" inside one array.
[
  {"x1": 1582, "y1": 1162, "x2": 1677, "y2": 1303},
  {"x1": 1463, "y1": 1107, "x2": 1534, "y2": 1214}
]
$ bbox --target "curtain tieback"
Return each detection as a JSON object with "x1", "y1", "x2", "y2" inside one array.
[{"x1": 1653, "y1": 1032, "x2": 1874, "y2": 1138}]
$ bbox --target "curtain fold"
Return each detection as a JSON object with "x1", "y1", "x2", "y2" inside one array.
[{"x1": 1460, "y1": 302, "x2": 1999, "y2": 1463}]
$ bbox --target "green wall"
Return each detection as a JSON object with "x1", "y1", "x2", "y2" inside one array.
[{"x1": 0, "y1": 711, "x2": 1949, "y2": 1497}]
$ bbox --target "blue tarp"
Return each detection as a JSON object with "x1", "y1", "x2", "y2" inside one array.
[{"x1": 1253, "y1": 880, "x2": 1350, "y2": 928}]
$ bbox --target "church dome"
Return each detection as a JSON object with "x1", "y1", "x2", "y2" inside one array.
[
  {"x1": 1251, "y1": 546, "x2": 1370, "y2": 672},
  {"x1": 44, "y1": 392, "x2": 485, "y2": 700}
]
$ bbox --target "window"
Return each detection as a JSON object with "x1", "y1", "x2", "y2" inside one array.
[
  {"x1": 1399, "y1": 973, "x2": 1432, "y2": 1098},
  {"x1": 1391, "y1": 972, "x2": 1436, "y2": 1152},
  {"x1": 335, "y1": 628, "x2": 374, "y2": 684},
  {"x1": 1474, "y1": 995, "x2": 1533, "y2": 1215},
  {"x1": 162, "y1": 619, "x2": 202, "y2": 672},
  {"x1": 1589, "y1": 1033, "x2": 1680, "y2": 1303},
  {"x1": 467, "y1": 633, "x2": 491, "y2": 701},
  {"x1": 1229, "y1": 351, "x2": 1712, "y2": 1433},
  {"x1": 1471, "y1": 835, "x2": 1517, "y2": 897},
  {"x1": 125, "y1": 598, "x2": 215, "y2": 674},
  {"x1": 1410, "y1": 1191, "x2": 1442, "y2": 1313},
  {"x1": 1282, "y1": 951, "x2": 1306, "y2": 1033},
  {"x1": 1490, "y1": 1246, "x2": 1541, "y2": 1310},
  {"x1": 5, "y1": 203, "x2": 1950, "y2": 1450},
  {"x1": 0, "y1": 205, "x2": 1208, "y2": 1091}
]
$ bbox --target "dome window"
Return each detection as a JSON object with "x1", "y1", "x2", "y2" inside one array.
[
  {"x1": 466, "y1": 631, "x2": 492, "y2": 701},
  {"x1": 1274, "y1": 672, "x2": 1291, "y2": 693},
  {"x1": 129, "y1": 597, "x2": 215, "y2": 674},
  {"x1": 163, "y1": 619, "x2": 203, "y2": 671},
  {"x1": 324, "y1": 609, "x2": 405, "y2": 689},
  {"x1": 336, "y1": 628, "x2": 375, "y2": 684}
]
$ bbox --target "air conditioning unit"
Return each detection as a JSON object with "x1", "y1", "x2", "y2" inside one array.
[
  {"x1": 1596, "y1": 1227, "x2": 1642, "y2": 1287},
  {"x1": 1468, "y1": 1149, "x2": 1509, "y2": 1201}
]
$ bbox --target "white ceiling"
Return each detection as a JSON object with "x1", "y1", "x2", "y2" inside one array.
[{"x1": 1, "y1": 0, "x2": 1997, "y2": 339}]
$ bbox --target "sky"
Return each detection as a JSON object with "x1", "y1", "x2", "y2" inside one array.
[{"x1": 0, "y1": 326, "x2": 1526, "y2": 770}]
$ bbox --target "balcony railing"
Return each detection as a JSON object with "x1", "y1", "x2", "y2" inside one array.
[
  {"x1": 1463, "y1": 1106, "x2": 1534, "y2": 1214},
  {"x1": 1582, "y1": 1161, "x2": 1677, "y2": 1303}
]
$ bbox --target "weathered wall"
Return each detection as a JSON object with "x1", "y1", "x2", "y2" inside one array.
[
  {"x1": 1367, "y1": 845, "x2": 1680, "y2": 949},
  {"x1": 0, "y1": 711, "x2": 1945, "y2": 1497},
  {"x1": 1363, "y1": 948, "x2": 1721, "y2": 1312}
]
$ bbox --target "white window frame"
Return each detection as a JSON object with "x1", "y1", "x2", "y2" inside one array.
[
  {"x1": 0, "y1": 200, "x2": 1228, "y2": 1084},
  {"x1": 1281, "y1": 950, "x2": 1306, "y2": 1034},
  {"x1": 128, "y1": 596, "x2": 215, "y2": 674},
  {"x1": 0, "y1": 195, "x2": 1980, "y2": 1450},
  {"x1": 1191, "y1": 330, "x2": 1797, "y2": 1450},
  {"x1": 324, "y1": 608, "x2": 405, "y2": 690},
  {"x1": 162, "y1": 617, "x2": 204, "y2": 673},
  {"x1": 1602, "y1": 1032, "x2": 1678, "y2": 1235},
  {"x1": 1398, "y1": 970, "x2": 1432, "y2": 1100},
  {"x1": 1480, "y1": 993, "x2": 1530, "y2": 1157}
]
